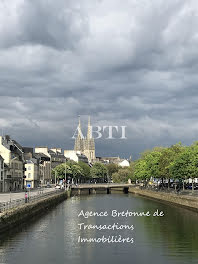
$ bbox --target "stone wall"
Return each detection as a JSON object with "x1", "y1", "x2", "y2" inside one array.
[
  {"x1": 0, "y1": 191, "x2": 70, "y2": 235},
  {"x1": 129, "y1": 187, "x2": 198, "y2": 212}
]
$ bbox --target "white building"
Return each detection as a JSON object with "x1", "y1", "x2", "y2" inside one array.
[
  {"x1": 118, "y1": 159, "x2": 130, "y2": 167},
  {"x1": 0, "y1": 135, "x2": 24, "y2": 192},
  {"x1": 24, "y1": 158, "x2": 39, "y2": 188},
  {"x1": 64, "y1": 150, "x2": 88, "y2": 163}
]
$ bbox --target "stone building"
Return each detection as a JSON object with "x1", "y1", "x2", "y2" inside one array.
[
  {"x1": 33, "y1": 152, "x2": 51, "y2": 185},
  {"x1": 96, "y1": 156, "x2": 130, "y2": 167},
  {"x1": 74, "y1": 117, "x2": 95, "y2": 162},
  {"x1": 0, "y1": 135, "x2": 24, "y2": 191},
  {"x1": 64, "y1": 150, "x2": 88, "y2": 163},
  {"x1": 35, "y1": 147, "x2": 66, "y2": 183},
  {"x1": 0, "y1": 155, "x2": 4, "y2": 192}
]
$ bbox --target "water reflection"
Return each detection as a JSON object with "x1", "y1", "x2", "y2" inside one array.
[{"x1": 0, "y1": 193, "x2": 198, "y2": 264}]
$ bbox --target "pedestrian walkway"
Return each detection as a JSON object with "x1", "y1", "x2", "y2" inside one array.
[{"x1": 0, "y1": 188, "x2": 57, "y2": 203}]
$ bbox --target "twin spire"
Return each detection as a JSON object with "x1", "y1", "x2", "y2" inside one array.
[
  {"x1": 74, "y1": 116, "x2": 95, "y2": 161},
  {"x1": 77, "y1": 116, "x2": 92, "y2": 139}
]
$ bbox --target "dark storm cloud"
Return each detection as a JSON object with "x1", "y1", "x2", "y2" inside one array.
[
  {"x1": 0, "y1": 0, "x2": 198, "y2": 158},
  {"x1": 0, "y1": 0, "x2": 89, "y2": 50}
]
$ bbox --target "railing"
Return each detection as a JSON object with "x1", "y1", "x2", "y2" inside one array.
[
  {"x1": 0, "y1": 189, "x2": 64, "y2": 213},
  {"x1": 71, "y1": 183, "x2": 133, "y2": 189}
]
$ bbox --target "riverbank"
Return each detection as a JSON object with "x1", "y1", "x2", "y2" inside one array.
[
  {"x1": 129, "y1": 186, "x2": 198, "y2": 212},
  {"x1": 0, "y1": 190, "x2": 70, "y2": 235}
]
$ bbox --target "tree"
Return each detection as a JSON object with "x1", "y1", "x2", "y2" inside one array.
[
  {"x1": 71, "y1": 164, "x2": 84, "y2": 183},
  {"x1": 52, "y1": 163, "x2": 72, "y2": 182},
  {"x1": 134, "y1": 149, "x2": 162, "y2": 186},
  {"x1": 90, "y1": 163, "x2": 108, "y2": 182},
  {"x1": 112, "y1": 168, "x2": 131, "y2": 183},
  {"x1": 134, "y1": 159, "x2": 149, "y2": 183},
  {"x1": 106, "y1": 163, "x2": 119, "y2": 179},
  {"x1": 159, "y1": 143, "x2": 185, "y2": 189},
  {"x1": 78, "y1": 161, "x2": 91, "y2": 180},
  {"x1": 146, "y1": 151, "x2": 162, "y2": 178},
  {"x1": 170, "y1": 146, "x2": 198, "y2": 192}
]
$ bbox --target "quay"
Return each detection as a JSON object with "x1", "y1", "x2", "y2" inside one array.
[
  {"x1": 0, "y1": 189, "x2": 70, "y2": 235},
  {"x1": 128, "y1": 186, "x2": 198, "y2": 212}
]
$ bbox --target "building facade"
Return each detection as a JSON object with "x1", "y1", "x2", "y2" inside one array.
[
  {"x1": 35, "y1": 147, "x2": 66, "y2": 183},
  {"x1": 64, "y1": 150, "x2": 88, "y2": 163},
  {"x1": 74, "y1": 117, "x2": 95, "y2": 162},
  {"x1": 0, "y1": 155, "x2": 4, "y2": 192},
  {"x1": 24, "y1": 158, "x2": 39, "y2": 188},
  {"x1": 34, "y1": 152, "x2": 51, "y2": 185},
  {"x1": 0, "y1": 135, "x2": 24, "y2": 192}
]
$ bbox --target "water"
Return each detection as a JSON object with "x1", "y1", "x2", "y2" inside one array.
[{"x1": 0, "y1": 192, "x2": 198, "y2": 264}]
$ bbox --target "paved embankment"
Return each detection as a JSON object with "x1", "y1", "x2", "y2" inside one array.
[
  {"x1": 0, "y1": 190, "x2": 70, "y2": 235},
  {"x1": 129, "y1": 186, "x2": 198, "y2": 212},
  {"x1": 0, "y1": 188, "x2": 57, "y2": 203}
]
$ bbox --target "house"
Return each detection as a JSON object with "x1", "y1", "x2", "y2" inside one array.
[
  {"x1": 34, "y1": 152, "x2": 51, "y2": 185},
  {"x1": 0, "y1": 135, "x2": 24, "y2": 192},
  {"x1": 0, "y1": 155, "x2": 4, "y2": 192},
  {"x1": 35, "y1": 147, "x2": 66, "y2": 183},
  {"x1": 96, "y1": 156, "x2": 130, "y2": 167},
  {"x1": 64, "y1": 150, "x2": 88, "y2": 163},
  {"x1": 24, "y1": 158, "x2": 39, "y2": 188}
]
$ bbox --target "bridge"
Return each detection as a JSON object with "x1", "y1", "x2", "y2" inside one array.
[{"x1": 71, "y1": 183, "x2": 134, "y2": 194}]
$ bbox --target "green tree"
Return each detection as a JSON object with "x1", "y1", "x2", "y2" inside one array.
[
  {"x1": 134, "y1": 150, "x2": 162, "y2": 186},
  {"x1": 106, "y1": 163, "x2": 119, "y2": 179},
  {"x1": 52, "y1": 163, "x2": 72, "y2": 181},
  {"x1": 78, "y1": 161, "x2": 91, "y2": 180},
  {"x1": 170, "y1": 146, "x2": 198, "y2": 192},
  {"x1": 159, "y1": 143, "x2": 185, "y2": 189},
  {"x1": 90, "y1": 163, "x2": 108, "y2": 182},
  {"x1": 112, "y1": 168, "x2": 131, "y2": 183},
  {"x1": 71, "y1": 164, "x2": 84, "y2": 182},
  {"x1": 134, "y1": 159, "x2": 149, "y2": 183}
]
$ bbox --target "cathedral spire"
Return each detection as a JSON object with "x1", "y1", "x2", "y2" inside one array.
[
  {"x1": 87, "y1": 116, "x2": 92, "y2": 139},
  {"x1": 77, "y1": 115, "x2": 82, "y2": 139},
  {"x1": 74, "y1": 115, "x2": 84, "y2": 152}
]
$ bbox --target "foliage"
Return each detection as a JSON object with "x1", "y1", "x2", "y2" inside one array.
[
  {"x1": 90, "y1": 163, "x2": 108, "y2": 180},
  {"x1": 71, "y1": 164, "x2": 84, "y2": 179},
  {"x1": 159, "y1": 143, "x2": 185, "y2": 180},
  {"x1": 106, "y1": 163, "x2": 119, "y2": 177},
  {"x1": 112, "y1": 168, "x2": 131, "y2": 183},
  {"x1": 78, "y1": 161, "x2": 91, "y2": 178},
  {"x1": 169, "y1": 145, "x2": 198, "y2": 181},
  {"x1": 52, "y1": 163, "x2": 72, "y2": 180}
]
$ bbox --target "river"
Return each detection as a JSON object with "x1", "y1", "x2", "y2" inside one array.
[{"x1": 0, "y1": 192, "x2": 198, "y2": 264}]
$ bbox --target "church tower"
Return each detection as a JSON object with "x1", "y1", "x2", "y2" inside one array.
[
  {"x1": 84, "y1": 116, "x2": 96, "y2": 162},
  {"x1": 74, "y1": 116, "x2": 95, "y2": 162},
  {"x1": 74, "y1": 116, "x2": 84, "y2": 152}
]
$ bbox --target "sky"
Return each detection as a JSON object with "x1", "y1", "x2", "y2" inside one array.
[{"x1": 0, "y1": 0, "x2": 198, "y2": 159}]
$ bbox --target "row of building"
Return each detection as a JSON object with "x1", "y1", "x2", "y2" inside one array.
[
  {"x1": 0, "y1": 117, "x2": 130, "y2": 192},
  {"x1": 0, "y1": 135, "x2": 71, "y2": 192}
]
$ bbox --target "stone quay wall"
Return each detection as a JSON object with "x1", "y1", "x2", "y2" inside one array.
[
  {"x1": 0, "y1": 190, "x2": 70, "y2": 235},
  {"x1": 129, "y1": 186, "x2": 198, "y2": 212}
]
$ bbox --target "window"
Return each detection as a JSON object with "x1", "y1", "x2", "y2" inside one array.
[
  {"x1": 28, "y1": 173, "x2": 31, "y2": 178},
  {"x1": 28, "y1": 166, "x2": 31, "y2": 170}
]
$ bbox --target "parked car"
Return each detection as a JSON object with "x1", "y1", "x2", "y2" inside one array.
[{"x1": 55, "y1": 185, "x2": 61, "y2": 189}]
